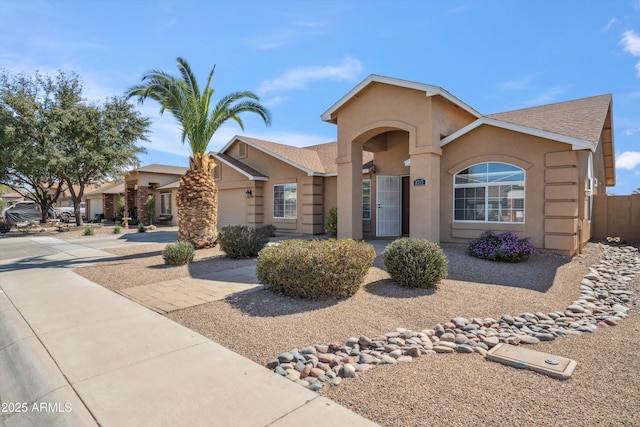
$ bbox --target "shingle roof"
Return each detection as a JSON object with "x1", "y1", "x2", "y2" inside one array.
[
  {"x1": 487, "y1": 94, "x2": 612, "y2": 145},
  {"x1": 156, "y1": 180, "x2": 181, "y2": 190},
  {"x1": 84, "y1": 182, "x2": 125, "y2": 196},
  {"x1": 237, "y1": 137, "x2": 374, "y2": 175},
  {"x1": 214, "y1": 153, "x2": 268, "y2": 179},
  {"x1": 136, "y1": 164, "x2": 188, "y2": 175}
]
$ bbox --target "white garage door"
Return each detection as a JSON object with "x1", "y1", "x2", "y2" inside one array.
[
  {"x1": 218, "y1": 188, "x2": 247, "y2": 227},
  {"x1": 89, "y1": 198, "x2": 103, "y2": 219}
]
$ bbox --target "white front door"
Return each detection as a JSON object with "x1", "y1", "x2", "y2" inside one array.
[{"x1": 376, "y1": 175, "x2": 401, "y2": 236}]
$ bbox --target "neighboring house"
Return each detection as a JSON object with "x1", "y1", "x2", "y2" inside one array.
[
  {"x1": 84, "y1": 182, "x2": 125, "y2": 221},
  {"x1": 320, "y1": 75, "x2": 614, "y2": 255},
  {"x1": 211, "y1": 136, "x2": 374, "y2": 234},
  {"x1": 1, "y1": 192, "x2": 25, "y2": 205},
  {"x1": 123, "y1": 164, "x2": 186, "y2": 225}
]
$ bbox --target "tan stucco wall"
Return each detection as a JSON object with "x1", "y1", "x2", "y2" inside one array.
[
  {"x1": 440, "y1": 125, "x2": 573, "y2": 250},
  {"x1": 215, "y1": 140, "x2": 328, "y2": 234},
  {"x1": 334, "y1": 82, "x2": 476, "y2": 240}
]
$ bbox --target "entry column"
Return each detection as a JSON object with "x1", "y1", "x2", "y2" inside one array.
[
  {"x1": 337, "y1": 142, "x2": 363, "y2": 239},
  {"x1": 409, "y1": 152, "x2": 440, "y2": 242}
]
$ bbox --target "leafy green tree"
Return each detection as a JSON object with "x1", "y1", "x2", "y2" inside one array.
[
  {"x1": 0, "y1": 71, "x2": 76, "y2": 222},
  {"x1": 56, "y1": 97, "x2": 150, "y2": 225},
  {"x1": 126, "y1": 57, "x2": 271, "y2": 247}
]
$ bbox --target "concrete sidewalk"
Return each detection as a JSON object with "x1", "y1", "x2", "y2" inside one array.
[{"x1": 0, "y1": 235, "x2": 377, "y2": 427}]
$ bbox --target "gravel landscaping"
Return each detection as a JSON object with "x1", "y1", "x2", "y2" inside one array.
[{"x1": 74, "y1": 236, "x2": 639, "y2": 427}]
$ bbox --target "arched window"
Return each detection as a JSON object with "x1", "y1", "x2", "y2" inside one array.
[{"x1": 454, "y1": 162, "x2": 525, "y2": 223}]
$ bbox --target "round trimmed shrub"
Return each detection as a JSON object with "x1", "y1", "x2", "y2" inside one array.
[
  {"x1": 257, "y1": 239, "x2": 376, "y2": 299},
  {"x1": 83, "y1": 226, "x2": 95, "y2": 236},
  {"x1": 383, "y1": 238, "x2": 448, "y2": 288},
  {"x1": 218, "y1": 225, "x2": 269, "y2": 258},
  {"x1": 163, "y1": 241, "x2": 195, "y2": 265},
  {"x1": 113, "y1": 225, "x2": 121, "y2": 234}
]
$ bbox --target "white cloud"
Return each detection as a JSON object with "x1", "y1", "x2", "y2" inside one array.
[
  {"x1": 258, "y1": 57, "x2": 362, "y2": 95},
  {"x1": 498, "y1": 75, "x2": 536, "y2": 90},
  {"x1": 604, "y1": 18, "x2": 620, "y2": 31},
  {"x1": 518, "y1": 86, "x2": 568, "y2": 107},
  {"x1": 624, "y1": 127, "x2": 640, "y2": 136},
  {"x1": 621, "y1": 30, "x2": 640, "y2": 77},
  {"x1": 616, "y1": 151, "x2": 640, "y2": 170},
  {"x1": 622, "y1": 30, "x2": 640, "y2": 56}
]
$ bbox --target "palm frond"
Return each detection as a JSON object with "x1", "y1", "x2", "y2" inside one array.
[{"x1": 125, "y1": 58, "x2": 271, "y2": 162}]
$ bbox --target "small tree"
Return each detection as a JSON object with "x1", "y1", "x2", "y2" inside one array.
[
  {"x1": 116, "y1": 196, "x2": 125, "y2": 221},
  {"x1": 144, "y1": 195, "x2": 155, "y2": 225}
]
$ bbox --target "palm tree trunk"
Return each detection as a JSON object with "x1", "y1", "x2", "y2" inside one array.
[{"x1": 177, "y1": 167, "x2": 218, "y2": 248}]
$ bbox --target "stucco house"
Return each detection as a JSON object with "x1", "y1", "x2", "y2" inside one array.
[
  {"x1": 83, "y1": 164, "x2": 186, "y2": 225},
  {"x1": 215, "y1": 75, "x2": 615, "y2": 255},
  {"x1": 212, "y1": 136, "x2": 374, "y2": 234}
]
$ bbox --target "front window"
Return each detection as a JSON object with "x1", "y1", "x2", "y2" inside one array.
[
  {"x1": 362, "y1": 179, "x2": 371, "y2": 220},
  {"x1": 586, "y1": 152, "x2": 593, "y2": 222},
  {"x1": 273, "y1": 183, "x2": 297, "y2": 219},
  {"x1": 454, "y1": 162, "x2": 525, "y2": 223},
  {"x1": 160, "y1": 192, "x2": 172, "y2": 215}
]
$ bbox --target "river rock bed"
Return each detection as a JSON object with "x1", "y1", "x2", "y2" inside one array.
[{"x1": 267, "y1": 243, "x2": 639, "y2": 391}]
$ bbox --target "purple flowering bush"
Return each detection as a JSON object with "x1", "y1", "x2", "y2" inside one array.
[{"x1": 468, "y1": 231, "x2": 535, "y2": 263}]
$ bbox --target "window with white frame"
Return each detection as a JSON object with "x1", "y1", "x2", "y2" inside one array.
[
  {"x1": 160, "y1": 192, "x2": 172, "y2": 215},
  {"x1": 454, "y1": 162, "x2": 525, "y2": 223},
  {"x1": 362, "y1": 179, "x2": 371, "y2": 220},
  {"x1": 273, "y1": 183, "x2": 297, "y2": 219},
  {"x1": 586, "y1": 152, "x2": 593, "y2": 222}
]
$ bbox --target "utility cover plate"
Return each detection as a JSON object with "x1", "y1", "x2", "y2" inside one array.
[{"x1": 486, "y1": 343, "x2": 577, "y2": 379}]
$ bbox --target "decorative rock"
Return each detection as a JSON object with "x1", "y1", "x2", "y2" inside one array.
[
  {"x1": 456, "y1": 344, "x2": 474, "y2": 354},
  {"x1": 309, "y1": 367, "x2": 325, "y2": 377},
  {"x1": 517, "y1": 335, "x2": 541, "y2": 345},
  {"x1": 266, "y1": 244, "x2": 638, "y2": 392},
  {"x1": 301, "y1": 346, "x2": 317, "y2": 355},
  {"x1": 308, "y1": 380, "x2": 323, "y2": 391},
  {"x1": 277, "y1": 352, "x2": 294, "y2": 363},
  {"x1": 483, "y1": 336, "x2": 500, "y2": 347},
  {"x1": 440, "y1": 332, "x2": 456, "y2": 342}
]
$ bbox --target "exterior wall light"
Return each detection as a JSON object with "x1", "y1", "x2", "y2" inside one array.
[{"x1": 245, "y1": 188, "x2": 252, "y2": 198}]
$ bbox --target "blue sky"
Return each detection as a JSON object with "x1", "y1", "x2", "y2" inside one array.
[{"x1": 1, "y1": 0, "x2": 639, "y2": 194}]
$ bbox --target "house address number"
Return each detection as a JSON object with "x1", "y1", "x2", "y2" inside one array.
[{"x1": 413, "y1": 178, "x2": 427, "y2": 186}]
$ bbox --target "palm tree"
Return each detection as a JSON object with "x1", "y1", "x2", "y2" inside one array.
[{"x1": 126, "y1": 57, "x2": 271, "y2": 247}]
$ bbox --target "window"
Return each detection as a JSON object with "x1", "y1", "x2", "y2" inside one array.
[
  {"x1": 454, "y1": 162, "x2": 525, "y2": 223},
  {"x1": 213, "y1": 164, "x2": 220, "y2": 180},
  {"x1": 586, "y1": 152, "x2": 593, "y2": 222},
  {"x1": 362, "y1": 179, "x2": 371, "y2": 220},
  {"x1": 160, "y1": 192, "x2": 172, "y2": 215},
  {"x1": 239, "y1": 142, "x2": 247, "y2": 158},
  {"x1": 273, "y1": 183, "x2": 297, "y2": 219}
]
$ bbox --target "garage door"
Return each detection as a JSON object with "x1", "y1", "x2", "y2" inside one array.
[
  {"x1": 218, "y1": 188, "x2": 247, "y2": 227},
  {"x1": 89, "y1": 198, "x2": 103, "y2": 220}
]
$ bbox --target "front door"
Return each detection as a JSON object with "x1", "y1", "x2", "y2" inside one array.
[
  {"x1": 402, "y1": 176, "x2": 410, "y2": 236},
  {"x1": 376, "y1": 175, "x2": 401, "y2": 236}
]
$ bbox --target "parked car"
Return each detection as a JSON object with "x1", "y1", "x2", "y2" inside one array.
[
  {"x1": 53, "y1": 202, "x2": 86, "y2": 222},
  {"x1": 1, "y1": 201, "x2": 52, "y2": 224}
]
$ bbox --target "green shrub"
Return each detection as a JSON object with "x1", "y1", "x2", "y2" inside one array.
[
  {"x1": 113, "y1": 225, "x2": 121, "y2": 234},
  {"x1": 218, "y1": 225, "x2": 269, "y2": 258},
  {"x1": 83, "y1": 226, "x2": 95, "y2": 236},
  {"x1": 128, "y1": 219, "x2": 139, "y2": 226},
  {"x1": 257, "y1": 239, "x2": 376, "y2": 299},
  {"x1": 383, "y1": 238, "x2": 448, "y2": 288},
  {"x1": 325, "y1": 207, "x2": 337, "y2": 237},
  {"x1": 256, "y1": 224, "x2": 277, "y2": 238},
  {"x1": 137, "y1": 223, "x2": 146, "y2": 233},
  {"x1": 163, "y1": 241, "x2": 194, "y2": 265}
]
